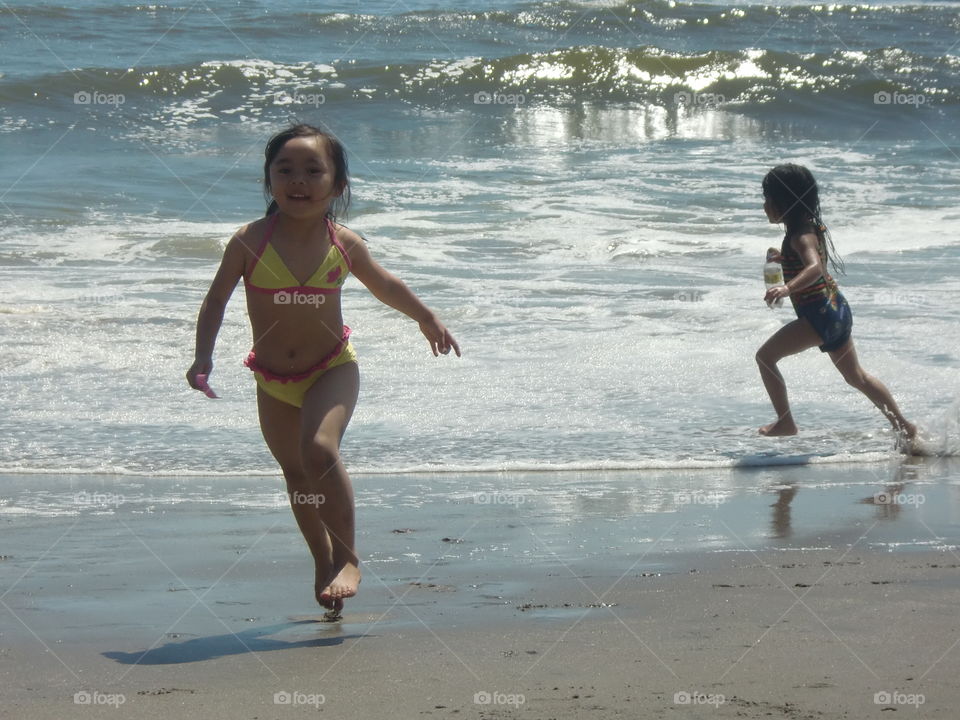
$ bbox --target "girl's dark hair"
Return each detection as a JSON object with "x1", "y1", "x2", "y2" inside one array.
[
  {"x1": 762, "y1": 163, "x2": 844, "y2": 275},
  {"x1": 262, "y1": 124, "x2": 351, "y2": 220}
]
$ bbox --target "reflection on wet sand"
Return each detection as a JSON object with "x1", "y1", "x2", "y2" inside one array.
[
  {"x1": 770, "y1": 485, "x2": 798, "y2": 539},
  {"x1": 768, "y1": 455, "x2": 947, "y2": 539}
]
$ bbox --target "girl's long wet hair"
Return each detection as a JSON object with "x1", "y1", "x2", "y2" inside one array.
[
  {"x1": 262, "y1": 124, "x2": 351, "y2": 220},
  {"x1": 762, "y1": 163, "x2": 844, "y2": 275}
]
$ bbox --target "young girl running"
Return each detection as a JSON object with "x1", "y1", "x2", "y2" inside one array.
[
  {"x1": 186, "y1": 124, "x2": 460, "y2": 612},
  {"x1": 755, "y1": 163, "x2": 915, "y2": 441}
]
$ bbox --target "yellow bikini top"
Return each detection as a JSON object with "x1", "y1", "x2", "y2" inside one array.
[{"x1": 244, "y1": 214, "x2": 351, "y2": 295}]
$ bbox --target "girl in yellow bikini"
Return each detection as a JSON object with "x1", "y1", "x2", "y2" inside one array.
[{"x1": 186, "y1": 124, "x2": 460, "y2": 612}]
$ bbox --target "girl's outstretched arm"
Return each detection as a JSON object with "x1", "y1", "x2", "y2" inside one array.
[
  {"x1": 341, "y1": 228, "x2": 461, "y2": 357},
  {"x1": 186, "y1": 233, "x2": 247, "y2": 390}
]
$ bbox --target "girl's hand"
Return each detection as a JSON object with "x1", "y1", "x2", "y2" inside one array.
[
  {"x1": 186, "y1": 357, "x2": 213, "y2": 391},
  {"x1": 419, "y1": 315, "x2": 461, "y2": 357},
  {"x1": 764, "y1": 284, "x2": 790, "y2": 306}
]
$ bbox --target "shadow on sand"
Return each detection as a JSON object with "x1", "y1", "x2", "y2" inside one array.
[{"x1": 103, "y1": 621, "x2": 362, "y2": 665}]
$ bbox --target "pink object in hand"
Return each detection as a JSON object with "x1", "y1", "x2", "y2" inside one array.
[{"x1": 195, "y1": 373, "x2": 219, "y2": 399}]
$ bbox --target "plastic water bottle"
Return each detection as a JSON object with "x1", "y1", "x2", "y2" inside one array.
[{"x1": 764, "y1": 248, "x2": 784, "y2": 308}]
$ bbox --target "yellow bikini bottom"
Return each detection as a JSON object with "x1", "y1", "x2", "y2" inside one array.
[{"x1": 244, "y1": 326, "x2": 356, "y2": 408}]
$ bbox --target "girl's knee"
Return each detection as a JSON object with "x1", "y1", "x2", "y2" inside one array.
[
  {"x1": 282, "y1": 469, "x2": 309, "y2": 492},
  {"x1": 755, "y1": 349, "x2": 776, "y2": 368},
  {"x1": 301, "y1": 436, "x2": 340, "y2": 477}
]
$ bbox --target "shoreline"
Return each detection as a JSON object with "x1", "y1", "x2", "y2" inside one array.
[{"x1": 0, "y1": 447, "x2": 915, "y2": 477}]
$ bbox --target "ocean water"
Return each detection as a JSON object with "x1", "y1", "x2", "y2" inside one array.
[{"x1": 1, "y1": 0, "x2": 959, "y2": 479}]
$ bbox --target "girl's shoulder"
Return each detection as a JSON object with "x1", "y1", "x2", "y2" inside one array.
[
  {"x1": 330, "y1": 221, "x2": 368, "y2": 253},
  {"x1": 331, "y1": 220, "x2": 364, "y2": 240},
  {"x1": 785, "y1": 226, "x2": 821, "y2": 253},
  {"x1": 329, "y1": 222, "x2": 375, "y2": 272},
  {"x1": 221, "y1": 217, "x2": 274, "y2": 275},
  {"x1": 235, "y1": 215, "x2": 272, "y2": 239}
]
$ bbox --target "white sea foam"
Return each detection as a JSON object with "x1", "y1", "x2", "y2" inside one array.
[
  {"x1": 0, "y1": 451, "x2": 903, "y2": 478},
  {"x1": 2, "y1": 137, "x2": 958, "y2": 477}
]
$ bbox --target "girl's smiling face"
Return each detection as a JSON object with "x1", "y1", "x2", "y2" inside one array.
[{"x1": 268, "y1": 136, "x2": 343, "y2": 216}]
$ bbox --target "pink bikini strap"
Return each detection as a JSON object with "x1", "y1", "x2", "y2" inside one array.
[
  {"x1": 254, "y1": 213, "x2": 280, "y2": 260},
  {"x1": 250, "y1": 213, "x2": 280, "y2": 273},
  {"x1": 244, "y1": 214, "x2": 281, "y2": 286},
  {"x1": 326, "y1": 217, "x2": 352, "y2": 271}
]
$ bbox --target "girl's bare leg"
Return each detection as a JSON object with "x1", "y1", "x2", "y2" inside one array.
[
  {"x1": 828, "y1": 340, "x2": 916, "y2": 438},
  {"x1": 299, "y1": 362, "x2": 361, "y2": 606},
  {"x1": 755, "y1": 318, "x2": 823, "y2": 435},
  {"x1": 257, "y1": 386, "x2": 335, "y2": 608}
]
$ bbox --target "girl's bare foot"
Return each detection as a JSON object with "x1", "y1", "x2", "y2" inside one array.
[
  {"x1": 319, "y1": 561, "x2": 361, "y2": 607},
  {"x1": 895, "y1": 421, "x2": 919, "y2": 454},
  {"x1": 759, "y1": 418, "x2": 798, "y2": 436},
  {"x1": 315, "y1": 560, "x2": 337, "y2": 610}
]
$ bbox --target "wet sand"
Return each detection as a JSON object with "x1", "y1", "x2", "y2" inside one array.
[
  {"x1": 2, "y1": 459, "x2": 959, "y2": 718},
  {"x1": 4, "y1": 549, "x2": 960, "y2": 719}
]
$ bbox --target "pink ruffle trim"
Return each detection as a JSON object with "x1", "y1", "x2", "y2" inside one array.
[{"x1": 244, "y1": 326, "x2": 351, "y2": 384}]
